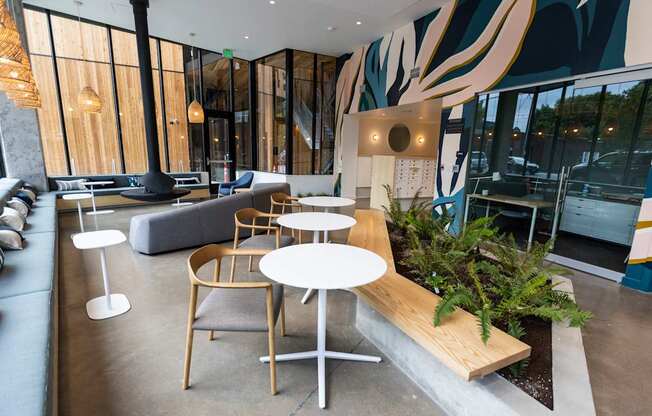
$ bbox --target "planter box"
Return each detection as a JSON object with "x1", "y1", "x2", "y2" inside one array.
[{"x1": 356, "y1": 276, "x2": 596, "y2": 416}]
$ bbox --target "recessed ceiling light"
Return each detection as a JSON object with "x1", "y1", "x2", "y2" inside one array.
[
  {"x1": 244, "y1": 34, "x2": 249, "y2": 39},
  {"x1": 327, "y1": 26, "x2": 336, "y2": 32},
  {"x1": 269, "y1": 0, "x2": 275, "y2": 4},
  {"x1": 356, "y1": 20, "x2": 362, "y2": 25}
]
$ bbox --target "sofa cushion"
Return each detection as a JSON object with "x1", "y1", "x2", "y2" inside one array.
[
  {"x1": 23, "y1": 205, "x2": 57, "y2": 235},
  {"x1": 198, "y1": 193, "x2": 254, "y2": 245},
  {"x1": 0, "y1": 290, "x2": 52, "y2": 416},
  {"x1": 129, "y1": 205, "x2": 206, "y2": 254},
  {"x1": 0, "y1": 231, "x2": 56, "y2": 299}
]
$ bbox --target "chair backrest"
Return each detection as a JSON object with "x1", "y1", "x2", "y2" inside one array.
[
  {"x1": 233, "y1": 207, "x2": 280, "y2": 248},
  {"x1": 235, "y1": 172, "x2": 254, "y2": 187},
  {"x1": 187, "y1": 244, "x2": 270, "y2": 286}
]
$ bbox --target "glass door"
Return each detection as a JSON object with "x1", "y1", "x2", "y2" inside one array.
[{"x1": 204, "y1": 111, "x2": 235, "y2": 193}]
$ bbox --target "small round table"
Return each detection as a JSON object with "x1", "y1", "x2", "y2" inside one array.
[
  {"x1": 62, "y1": 193, "x2": 92, "y2": 233},
  {"x1": 298, "y1": 196, "x2": 356, "y2": 242},
  {"x1": 85, "y1": 181, "x2": 115, "y2": 215},
  {"x1": 171, "y1": 177, "x2": 196, "y2": 207},
  {"x1": 259, "y1": 243, "x2": 387, "y2": 409},
  {"x1": 72, "y1": 230, "x2": 131, "y2": 320},
  {"x1": 277, "y1": 212, "x2": 357, "y2": 304}
]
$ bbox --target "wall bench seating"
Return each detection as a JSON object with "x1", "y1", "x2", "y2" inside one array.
[
  {"x1": 48, "y1": 173, "x2": 210, "y2": 211},
  {"x1": 129, "y1": 182, "x2": 291, "y2": 254},
  {"x1": 0, "y1": 178, "x2": 58, "y2": 416},
  {"x1": 347, "y1": 208, "x2": 531, "y2": 381}
]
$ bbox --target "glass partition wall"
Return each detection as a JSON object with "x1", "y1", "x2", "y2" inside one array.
[
  {"x1": 467, "y1": 77, "x2": 652, "y2": 275},
  {"x1": 255, "y1": 49, "x2": 336, "y2": 174}
]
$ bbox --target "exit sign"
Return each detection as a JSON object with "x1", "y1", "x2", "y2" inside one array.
[{"x1": 223, "y1": 48, "x2": 234, "y2": 59}]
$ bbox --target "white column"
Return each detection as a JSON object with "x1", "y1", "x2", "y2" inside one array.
[
  {"x1": 99, "y1": 247, "x2": 113, "y2": 309},
  {"x1": 317, "y1": 289, "x2": 327, "y2": 409}
]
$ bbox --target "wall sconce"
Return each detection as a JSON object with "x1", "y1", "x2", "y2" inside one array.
[
  {"x1": 371, "y1": 134, "x2": 378, "y2": 142},
  {"x1": 417, "y1": 136, "x2": 425, "y2": 144}
]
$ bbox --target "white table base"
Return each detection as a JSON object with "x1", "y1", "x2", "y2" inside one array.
[
  {"x1": 171, "y1": 199, "x2": 193, "y2": 207},
  {"x1": 87, "y1": 185, "x2": 114, "y2": 216},
  {"x1": 86, "y1": 294, "x2": 130, "y2": 320},
  {"x1": 76, "y1": 200, "x2": 85, "y2": 233},
  {"x1": 300, "y1": 230, "x2": 322, "y2": 304},
  {"x1": 85, "y1": 246, "x2": 131, "y2": 320},
  {"x1": 260, "y1": 289, "x2": 380, "y2": 408}
]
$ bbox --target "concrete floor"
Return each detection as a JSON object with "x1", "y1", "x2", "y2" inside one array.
[
  {"x1": 57, "y1": 204, "x2": 652, "y2": 416},
  {"x1": 57, "y1": 205, "x2": 444, "y2": 416}
]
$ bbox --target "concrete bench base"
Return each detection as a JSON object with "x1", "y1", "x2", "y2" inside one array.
[{"x1": 355, "y1": 276, "x2": 596, "y2": 416}]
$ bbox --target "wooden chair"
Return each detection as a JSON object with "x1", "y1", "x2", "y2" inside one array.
[
  {"x1": 183, "y1": 244, "x2": 286, "y2": 394},
  {"x1": 268, "y1": 192, "x2": 303, "y2": 243},
  {"x1": 231, "y1": 208, "x2": 295, "y2": 280}
]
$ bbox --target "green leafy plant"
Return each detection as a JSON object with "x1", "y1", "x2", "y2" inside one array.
[{"x1": 381, "y1": 184, "x2": 430, "y2": 233}]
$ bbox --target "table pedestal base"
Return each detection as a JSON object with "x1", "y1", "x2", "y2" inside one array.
[
  {"x1": 171, "y1": 199, "x2": 193, "y2": 207},
  {"x1": 260, "y1": 289, "x2": 380, "y2": 409},
  {"x1": 86, "y1": 294, "x2": 131, "y2": 320},
  {"x1": 87, "y1": 209, "x2": 114, "y2": 216}
]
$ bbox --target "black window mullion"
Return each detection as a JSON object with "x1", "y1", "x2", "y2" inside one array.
[
  {"x1": 623, "y1": 80, "x2": 651, "y2": 186},
  {"x1": 545, "y1": 84, "x2": 569, "y2": 178},
  {"x1": 107, "y1": 26, "x2": 126, "y2": 174},
  {"x1": 522, "y1": 88, "x2": 539, "y2": 176},
  {"x1": 478, "y1": 95, "x2": 489, "y2": 174},
  {"x1": 46, "y1": 10, "x2": 72, "y2": 176},
  {"x1": 249, "y1": 60, "x2": 258, "y2": 171},
  {"x1": 285, "y1": 49, "x2": 294, "y2": 175},
  {"x1": 228, "y1": 58, "x2": 236, "y2": 180},
  {"x1": 311, "y1": 54, "x2": 317, "y2": 174},
  {"x1": 586, "y1": 85, "x2": 608, "y2": 179}
]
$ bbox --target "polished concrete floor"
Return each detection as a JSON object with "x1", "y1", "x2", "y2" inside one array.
[
  {"x1": 57, "y1": 205, "x2": 444, "y2": 416},
  {"x1": 57, "y1": 204, "x2": 652, "y2": 416}
]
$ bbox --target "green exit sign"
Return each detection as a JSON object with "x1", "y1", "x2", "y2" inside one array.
[{"x1": 223, "y1": 48, "x2": 234, "y2": 59}]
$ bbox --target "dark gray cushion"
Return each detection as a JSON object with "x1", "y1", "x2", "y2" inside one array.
[
  {"x1": 238, "y1": 234, "x2": 294, "y2": 249},
  {"x1": 0, "y1": 231, "x2": 56, "y2": 299},
  {"x1": 198, "y1": 193, "x2": 254, "y2": 244},
  {"x1": 192, "y1": 284, "x2": 284, "y2": 332},
  {"x1": 0, "y1": 290, "x2": 53, "y2": 416}
]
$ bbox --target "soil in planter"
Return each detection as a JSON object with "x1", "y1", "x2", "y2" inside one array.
[{"x1": 387, "y1": 222, "x2": 554, "y2": 410}]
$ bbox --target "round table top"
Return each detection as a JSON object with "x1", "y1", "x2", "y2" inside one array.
[
  {"x1": 298, "y1": 196, "x2": 356, "y2": 209},
  {"x1": 277, "y1": 212, "x2": 356, "y2": 232},
  {"x1": 85, "y1": 181, "x2": 114, "y2": 186},
  {"x1": 72, "y1": 230, "x2": 127, "y2": 250},
  {"x1": 62, "y1": 193, "x2": 92, "y2": 200},
  {"x1": 259, "y1": 243, "x2": 387, "y2": 290}
]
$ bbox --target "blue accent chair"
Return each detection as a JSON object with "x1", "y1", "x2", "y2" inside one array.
[{"x1": 217, "y1": 171, "x2": 254, "y2": 196}]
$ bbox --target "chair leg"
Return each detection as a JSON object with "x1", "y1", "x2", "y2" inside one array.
[
  {"x1": 280, "y1": 298, "x2": 286, "y2": 337},
  {"x1": 248, "y1": 255, "x2": 253, "y2": 272},
  {"x1": 229, "y1": 256, "x2": 236, "y2": 282},
  {"x1": 182, "y1": 328, "x2": 194, "y2": 390},
  {"x1": 268, "y1": 326, "x2": 277, "y2": 395},
  {"x1": 208, "y1": 330, "x2": 214, "y2": 341}
]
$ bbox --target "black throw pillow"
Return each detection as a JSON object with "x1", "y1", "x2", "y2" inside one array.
[{"x1": 15, "y1": 191, "x2": 34, "y2": 208}]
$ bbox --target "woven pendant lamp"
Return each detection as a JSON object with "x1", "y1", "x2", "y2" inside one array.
[
  {"x1": 187, "y1": 43, "x2": 203, "y2": 124},
  {"x1": 74, "y1": 1, "x2": 102, "y2": 113},
  {"x1": 0, "y1": 65, "x2": 31, "y2": 84},
  {"x1": 0, "y1": 4, "x2": 23, "y2": 65}
]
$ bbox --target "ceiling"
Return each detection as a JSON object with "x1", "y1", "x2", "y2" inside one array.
[
  {"x1": 348, "y1": 99, "x2": 443, "y2": 124},
  {"x1": 23, "y1": 0, "x2": 448, "y2": 60}
]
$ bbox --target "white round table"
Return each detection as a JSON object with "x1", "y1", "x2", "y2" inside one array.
[
  {"x1": 62, "y1": 193, "x2": 92, "y2": 233},
  {"x1": 259, "y1": 243, "x2": 387, "y2": 409},
  {"x1": 277, "y1": 212, "x2": 357, "y2": 304},
  {"x1": 72, "y1": 230, "x2": 131, "y2": 320},
  {"x1": 298, "y1": 196, "x2": 356, "y2": 243},
  {"x1": 85, "y1": 181, "x2": 115, "y2": 215},
  {"x1": 172, "y1": 177, "x2": 196, "y2": 207}
]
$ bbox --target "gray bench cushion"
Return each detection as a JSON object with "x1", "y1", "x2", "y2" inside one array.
[
  {"x1": 23, "y1": 205, "x2": 57, "y2": 235},
  {"x1": 0, "y1": 290, "x2": 52, "y2": 416},
  {"x1": 0, "y1": 231, "x2": 56, "y2": 299},
  {"x1": 192, "y1": 284, "x2": 283, "y2": 332},
  {"x1": 33, "y1": 192, "x2": 56, "y2": 208}
]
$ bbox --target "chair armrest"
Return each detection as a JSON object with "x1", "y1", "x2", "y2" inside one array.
[{"x1": 193, "y1": 280, "x2": 273, "y2": 289}]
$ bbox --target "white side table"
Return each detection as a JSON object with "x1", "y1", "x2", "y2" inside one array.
[
  {"x1": 277, "y1": 212, "x2": 356, "y2": 304},
  {"x1": 85, "y1": 181, "x2": 115, "y2": 215},
  {"x1": 259, "y1": 243, "x2": 387, "y2": 409},
  {"x1": 62, "y1": 193, "x2": 92, "y2": 233},
  {"x1": 72, "y1": 230, "x2": 131, "y2": 320},
  {"x1": 298, "y1": 196, "x2": 355, "y2": 242},
  {"x1": 172, "y1": 177, "x2": 196, "y2": 207}
]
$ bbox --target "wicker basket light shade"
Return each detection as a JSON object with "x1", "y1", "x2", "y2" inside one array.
[
  {"x1": 187, "y1": 99, "x2": 204, "y2": 123},
  {"x1": 0, "y1": 5, "x2": 22, "y2": 58},
  {"x1": 78, "y1": 85, "x2": 102, "y2": 113},
  {"x1": 14, "y1": 97, "x2": 41, "y2": 108},
  {"x1": 0, "y1": 65, "x2": 31, "y2": 84},
  {"x1": 0, "y1": 79, "x2": 36, "y2": 93}
]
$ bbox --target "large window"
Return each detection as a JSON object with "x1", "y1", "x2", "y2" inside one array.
[
  {"x1": 256, "y1": 51, "x2": 287, "y2": 173},
  {"x1": 234, "y1": 58, "x2": 252, "y2": 172}
]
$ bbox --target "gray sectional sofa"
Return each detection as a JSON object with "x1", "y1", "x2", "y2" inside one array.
[
  {"x1": 0, "y1": 178, "x2": 58, "y2": 416},
  {"x1": 129, "y1": 182, "x2": 290, "y2": 254}
]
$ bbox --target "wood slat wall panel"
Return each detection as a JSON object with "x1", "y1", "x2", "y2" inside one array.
[
  {"x1": 57, "y1": 58, "x2": 121, "y2": 174},
  {"x1": 115, "y1": 65, "x2": 147, "y2": 173},
  {"x1": 160, "y1": 41, "x2": 183, "y2": 72},
  {"x1": 110, "y1": 29, "x2": 159, "y2": 69},
  {"x1": 50, "y1": 15, "x2": 110, "y2": 62},
  {"x1": 31, "y1": 55, "x2": 67, "y2": 175},
  {"x1": 163, "y1": 71, "x2": 190, "y2": 171},
  {"x1": 23, "y1": 9, "x2": 51, "y2": 55},
  {"x1": 348, "y1": 209, "x2": 532, "y2": 381}
]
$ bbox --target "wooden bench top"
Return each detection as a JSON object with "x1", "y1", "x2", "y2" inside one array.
[{"x1": 348, "y1": 209, "x2": 531, "y2": 381}]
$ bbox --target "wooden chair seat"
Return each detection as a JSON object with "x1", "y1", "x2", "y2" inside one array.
[{"x1": 193, "y1": 285, "x2": 284, "y2": 332}]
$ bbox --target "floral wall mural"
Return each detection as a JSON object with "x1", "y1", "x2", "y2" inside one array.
[{"x1": 335, "y1": 0, "x2": 652, "y2": 232}]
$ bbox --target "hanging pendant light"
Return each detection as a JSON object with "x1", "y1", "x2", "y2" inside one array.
[
  {"x1": 187, "y1": 44, "x2": 204, "y2": 123},
  {"x1": 74, "y1": 1, "x2": 102, "y2": 113},
  {"x1": 0, "y1": 4, "x2": 24, "y2": 67}
]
